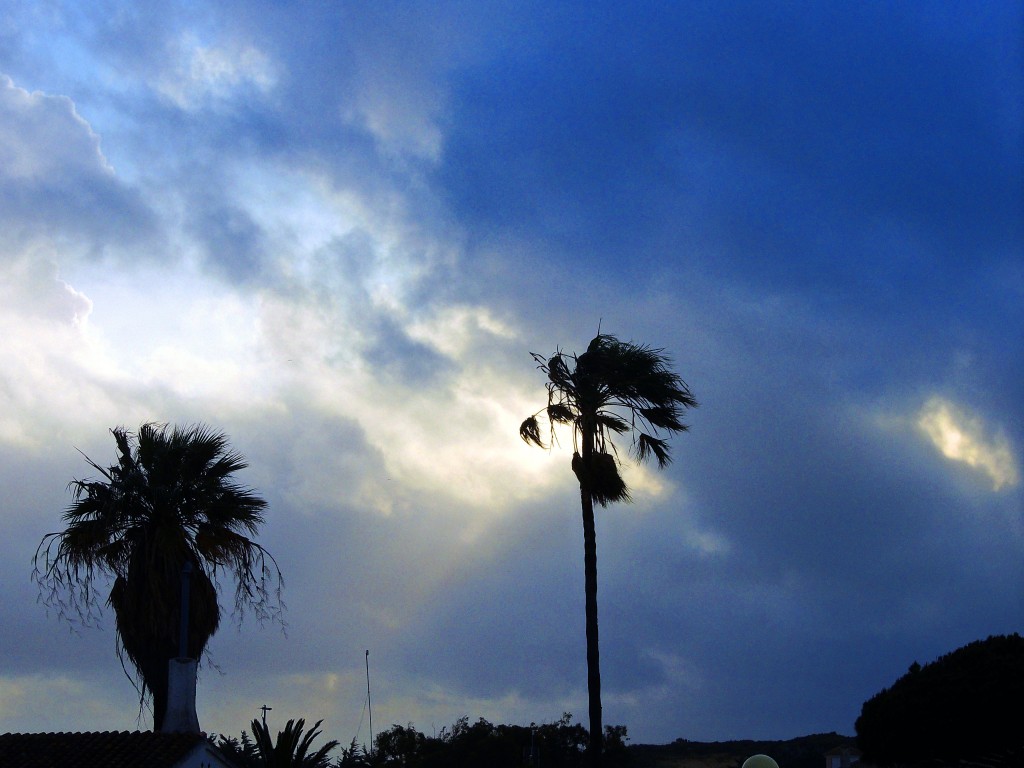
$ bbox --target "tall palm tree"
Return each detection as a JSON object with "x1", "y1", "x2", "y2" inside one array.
[
  {"x1": 33, "y1": 423, "x2": 283, "y2": 730},
  {"x1": 520, "y1": 333, "x2": 696, "y2": 767}
]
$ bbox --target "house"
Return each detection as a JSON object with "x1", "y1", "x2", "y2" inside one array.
[
  {"x1": 0, "y1": 730, "x2": 239, "y2": 768},
  {"x1": 825, "y1": 744, "x2": 862, "y2": 768}
]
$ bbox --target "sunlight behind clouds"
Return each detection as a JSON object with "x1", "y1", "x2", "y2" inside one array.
[
  {"x1": 335, "y1": 354, "x2": 566, "y2": 518},
  {"x1": 917, "y1": 396, "x2": 1020, "y2": 491},
  {"x1": 407, "y1": 305, "x2": 516, "y2": 359}
]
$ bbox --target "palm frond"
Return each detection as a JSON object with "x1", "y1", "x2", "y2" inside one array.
[
  {"x1": 546, "y1": 353, "x2": 572, "y2": 387},
  {"x1": 248, "y1": 717, "x2": 338, "y2": 768},
  {"x1": 522, "y1": 332, "x2": 696, "y2": 504},
  {"x1": 572, "y1": 451, "x2": 631, "y2": 506},
  {"x1": 294, "y1": 719, "x2": 340, "y2": 768},
  {"x1": 250, "y1": 718, "x2": 275, "y2": 762},
  {"x1": 519, "y1": 415, "x2": 545, "y2": 447},
  {"x1": 636, "y1": 433, "x2": 672, "y2": 468},
  {"x1": 637, "y1": 405, "x2": 684, "y2": 432},
  {"x1": 595, "y1": 412, "x2": 630, "y2": 435},
  {"x1": 547, "y1": 402, "x2": 576, "y2": 424}
]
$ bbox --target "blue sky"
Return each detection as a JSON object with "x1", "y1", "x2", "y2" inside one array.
[{"x1": 1, "y1": 0, "x2": 1021, "y2": 745}]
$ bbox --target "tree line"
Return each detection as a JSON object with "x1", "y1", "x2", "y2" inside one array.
[{"x1": 214, "y1": 713, "x2": 631, "y2": 768}]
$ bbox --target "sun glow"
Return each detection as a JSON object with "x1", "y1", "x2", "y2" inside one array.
[{"x1": 917, "y1": 396, "x2": 1019, "y2": 491}]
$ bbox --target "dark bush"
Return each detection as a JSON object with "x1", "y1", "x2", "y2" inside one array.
[{"x1": 855, "y1": 633, "x2": 1024, "y2": 765}]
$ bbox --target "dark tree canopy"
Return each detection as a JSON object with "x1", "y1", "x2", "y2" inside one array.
[
  {"x1": 855, "y1": 633, "x2": 1024, "y2": 765},
  {"x1": 351, "y1": 714, "x2": 629, "y2": 768},
  {"x1": 520, "y1": 333, "x2": 697, "y2": 508},
  {"x1": 33, "y1": 423, "x2": 283, "y2": 728}
]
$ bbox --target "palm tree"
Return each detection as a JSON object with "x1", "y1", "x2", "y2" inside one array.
[
  {"x1": 33, "y1": 423, "x2": 283, "y2": 730},
  {"x1": 520, "y1": 333, "x2": 696, "y2": 766},
  {"x1": 249, "y1": 718, "x2": 340, "y2": 768}
]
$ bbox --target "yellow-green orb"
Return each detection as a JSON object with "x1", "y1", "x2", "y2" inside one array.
[{"x1": 741, "y1": 756, "x2": 779, "y2": 768}]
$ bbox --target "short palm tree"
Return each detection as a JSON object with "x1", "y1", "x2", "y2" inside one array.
[
  {"x1": 249, "y1": 717, "x2": 340, "y2": 768},
  {"x1": 520, "y1": 333, "x2": 696, "y2": 766},
  {"x1": 33, "y1": 423, "x2": 283, "y2": 730}
]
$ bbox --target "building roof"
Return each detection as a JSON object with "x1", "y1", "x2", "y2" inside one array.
[{"x1": 0, "y1": 731, "x2": 237, "y2": 768}]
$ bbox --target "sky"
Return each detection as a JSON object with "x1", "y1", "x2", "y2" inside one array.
[{"x1": 0, "y1": 0, "x2": 1021, "y2": 747}]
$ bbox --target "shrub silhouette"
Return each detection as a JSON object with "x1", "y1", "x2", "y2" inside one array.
[{"x1": 855, "y1": 633, "x2": 1024, "y2": 765}]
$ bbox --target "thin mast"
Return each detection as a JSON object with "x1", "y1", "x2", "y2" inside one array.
[{"x1": 365, "y1": 649, "x2": 373, "y2": 752}]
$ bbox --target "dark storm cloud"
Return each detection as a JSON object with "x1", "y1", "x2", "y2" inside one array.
[{"x1": 437, "y1": 2, "x2": 1022, "y2": 302}]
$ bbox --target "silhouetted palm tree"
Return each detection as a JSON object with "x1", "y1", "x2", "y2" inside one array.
[
  {"x1": 249, "y1": 718, "x2": 340, "y2": 768},
  {"x1": 520, "y1": 333, "x2": 696, "y2": 766},
  {"x1": 34, "y1": 423, "x2": 283, "y2": 730}
]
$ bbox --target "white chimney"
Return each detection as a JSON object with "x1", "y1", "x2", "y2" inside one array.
[
  {"x1": 162, "y1": 657, "x2": 201, "y2": 733},
  {"x1": 162, "y1": 563, "x2": 200, "y2": 733}
]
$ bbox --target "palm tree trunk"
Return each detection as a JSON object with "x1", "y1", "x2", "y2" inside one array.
[
  {"x1": 581, "y1": 487, "x2": 603, "y2": 767},
  {"x1": 579, "y1": 429, "x2": 603, "y2": 767},
  {"x1": 148, "y1": 656, "x2": 171, "y2": 731}
]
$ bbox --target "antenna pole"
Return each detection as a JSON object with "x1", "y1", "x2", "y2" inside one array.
[{"x1": 365, "y1": 650, "x2": 373, "y2": 752}]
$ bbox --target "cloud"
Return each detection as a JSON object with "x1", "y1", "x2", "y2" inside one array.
[
  {"x1": 154, "y1": 34, "x2": 277, "y2": 111},
  {"x1": 0, "y1": 247, "x2": 92, "y2": 326},
  {"x1": 437, "y1": 2, "x2": 1023, "y2": 324},
  {"x1": 0, "y1": 75, "x2": 112, "y2": 181},
  {"x1": 0, "y1": 253, "x2": 114, "y2": 449},
  {"x1": 254, "y1": 290, "x2": 559, "y2": 518},
  {"x1": 917, "y1": 396, "x2": 1020, "y2": 491},
  {"x1": 0, "y1": 74, "x2": 156, "y2": 251}
]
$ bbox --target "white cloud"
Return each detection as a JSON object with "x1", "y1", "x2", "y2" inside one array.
[
  {"x1": 329, "y1": 6, "x2": 464, "y2": 163},
  {"x1": 0, "y1": 253, "x2": 119, "y2": 449},
  {"x1": 155, "y1": 34, "x2": 277, "y2": 111},
  {"x1": 0, "y1": 75, "x2": 155, "y2": 249},
  {"x1": 0, "y1": 247, "x2": 92, "y2": 325},
  {"x1": 341, "y1": 84, "x2": 444, "y2": 163},
  {"x1": 917, "y1": 396, "x2": 1020, "y2": 491},
  {"x1": 198, "y1": 669, "x2": 368, "y2": 744},
  {"x1": 407, "y1": 305, "x2": 517, "y2": 359},
  {"x1": 0, "y1": 75, "x2": 113, "y2": 181},
  {"x1": 359, "y1": 680, "x2": 580, "y2": 737},
  {"x1": 256, "y1": 291, "x2": 561, "y2": 518}
]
